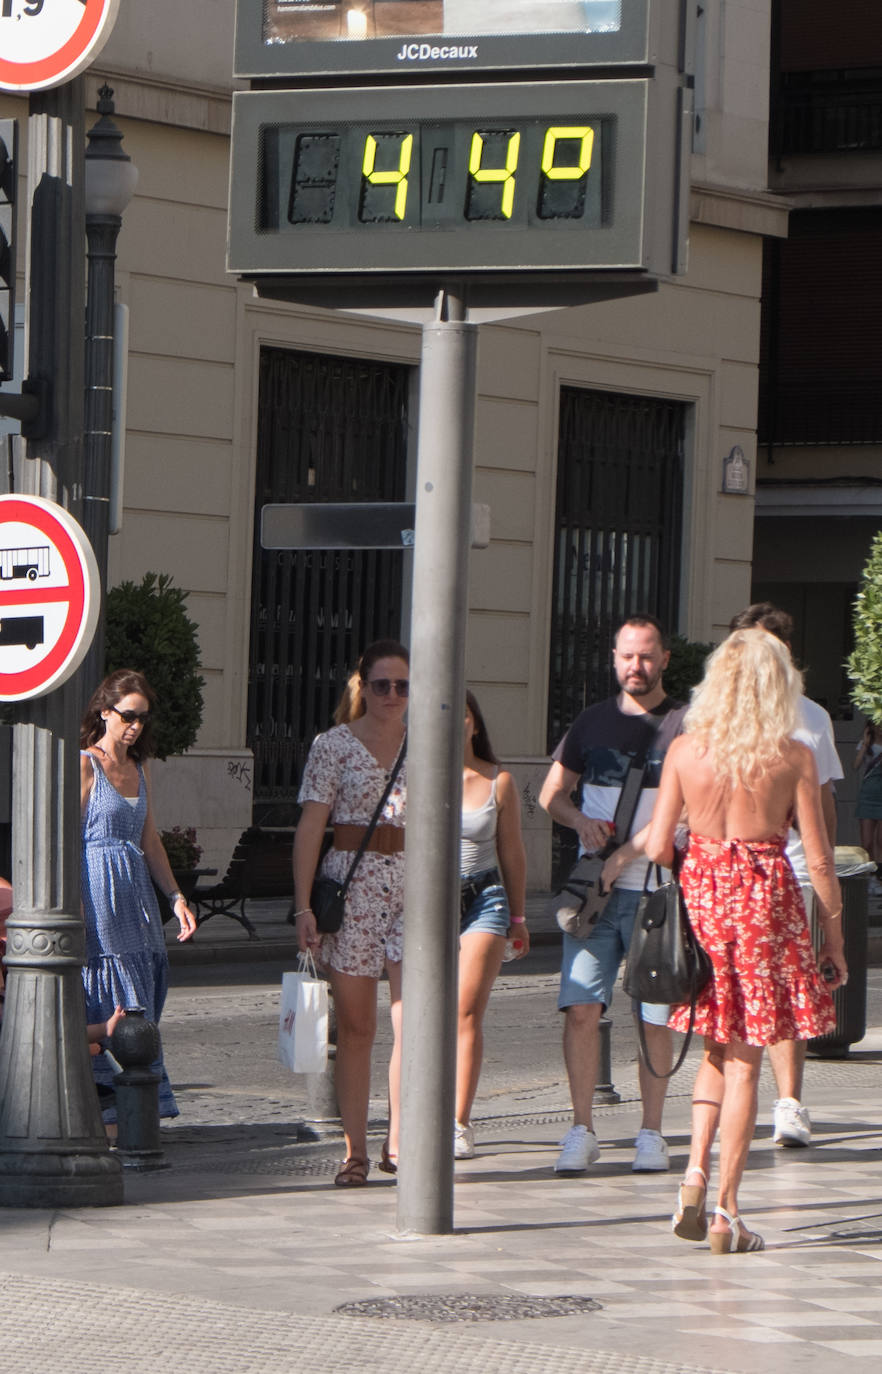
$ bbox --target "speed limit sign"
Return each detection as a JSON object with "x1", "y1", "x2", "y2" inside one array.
[{"x1": 0, "y1": 0, "x2": 120, "y2": 93}]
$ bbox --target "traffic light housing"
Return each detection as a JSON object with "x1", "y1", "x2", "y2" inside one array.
[{"x1": 1, "y1": 119, "x2": 17, "y2": 383}]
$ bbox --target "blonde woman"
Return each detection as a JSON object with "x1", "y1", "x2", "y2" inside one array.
[
  {"x1": 646, "y1": 629, "x2": 845, "y2": 1254},
  {"x1": 293, "y1": 640, "x2": 408, "y2": 1187}
]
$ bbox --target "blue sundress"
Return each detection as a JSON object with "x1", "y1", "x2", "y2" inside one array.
[{"x1": 81, "y1": 752, "x2": 178, "y2": 1119}]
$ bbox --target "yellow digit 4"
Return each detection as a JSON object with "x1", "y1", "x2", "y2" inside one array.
[
  {"x1": 469, "y1": 130, "x2": 521, "y2": 220},
  {"x1": 541, "y1": 126, "x2": 594, "y2": 181},
  {"x1": 362, "y1": 133, "x2": 413, "y2": 221}
]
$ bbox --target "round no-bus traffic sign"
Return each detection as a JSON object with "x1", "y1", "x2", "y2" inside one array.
[
  {"x1": 0, "y1": 494, "x2": 99, "y2": 701},
  {"x1": 0, "y1": 0, "x2": 120, "y2": 93}
]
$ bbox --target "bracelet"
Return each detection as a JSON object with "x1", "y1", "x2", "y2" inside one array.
[
  {"x1": 510, "y1": 916, "x2": 526, "y2": 924},
  {"x1": 291, "y1": 907, "x2": 313, "y2": 919},
  {"x1": 167, "y1": 890, "x2": 185, "y2": 904}
]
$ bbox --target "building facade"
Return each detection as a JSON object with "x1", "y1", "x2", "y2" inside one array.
[{"x1": 1, "y1": 1, "x2": 786, "y2": 883}]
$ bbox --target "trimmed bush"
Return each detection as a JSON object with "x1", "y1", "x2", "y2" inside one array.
[
  {"x1": 848, "y1": 531, "x2": 882, "y2": 724},
  {"x1": 104, "y1": 572, "x2": 204, "y2": 759}
]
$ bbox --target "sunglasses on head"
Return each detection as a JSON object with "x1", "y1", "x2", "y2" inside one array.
[
  {"x1": 111, "y1": 706, "x2": 151, "y2": 726},
  {"x1": 366, "y1": 678, "x2": 409, "y2": 699}
]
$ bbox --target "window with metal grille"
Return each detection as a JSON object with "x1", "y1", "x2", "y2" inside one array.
[
  {"x1": 248, "y1": 346, "x2": 410, "y2": 816},
  {"x1": 547, "y1": 387, "x2": 685, "y2": 880},
  {"x1": 548, "y1": 386, "x2": 685, "y2": 748}
]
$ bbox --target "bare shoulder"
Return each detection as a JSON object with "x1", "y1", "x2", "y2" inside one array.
[
  {"x1": 496, "y1": 769, "x2": 520, "y2": 806},
  {"x1": 783, "y1": 737, "x2": 816, "y2": 777},
  {"x1": 664, "y1": 734, "x2": 693, "y2": 766}
]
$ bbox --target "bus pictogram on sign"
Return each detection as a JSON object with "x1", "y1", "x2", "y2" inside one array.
[{"x1": 0, "y1": 495, "x2": 99, "y2": 701}]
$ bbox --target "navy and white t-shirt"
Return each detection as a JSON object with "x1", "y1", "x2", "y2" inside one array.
[{"x1": 552, "y1": 696, "x2": 686, "y2": 890}]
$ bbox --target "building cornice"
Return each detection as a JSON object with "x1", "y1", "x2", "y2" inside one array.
[
  {"x1": 87, "y1": 66, "x2": 235, "y2": 136},
  {"x1": 691, "y1": 181, "x2": 791, "y2": 239}
]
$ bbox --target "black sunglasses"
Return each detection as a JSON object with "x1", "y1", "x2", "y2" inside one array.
[
  {"x1": 366, "y1": 678, "x2": 409, "y2": 699},
  {"x1": 111, "y1": 706, "x2": 151, "y2": 726}
]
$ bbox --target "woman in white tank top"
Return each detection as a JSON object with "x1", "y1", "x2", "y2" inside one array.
[{"x1": 455, "y1": 691, "x2": 528, "y2": 1160}]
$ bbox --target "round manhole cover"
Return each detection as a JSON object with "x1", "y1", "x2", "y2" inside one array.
[{"x1": 335, "y1": 1294, "x2": 602, "y2": 1323}]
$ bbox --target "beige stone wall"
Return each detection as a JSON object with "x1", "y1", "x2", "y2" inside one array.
[{"x1": 0, "y1": 1, "x2": 779, "y2": 883}]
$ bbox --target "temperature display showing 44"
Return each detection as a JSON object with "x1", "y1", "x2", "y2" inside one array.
[
  {"x1": 230, "y1": 81, "x2": 650, "y2": 276},
  {"x1": 267, "y1": 119, "x2": 602, "y2": 231}
]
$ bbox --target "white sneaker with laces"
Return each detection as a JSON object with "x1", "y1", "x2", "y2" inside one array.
[
  {"x1": 773, "y1": 1097, "x2": 811, "y2": 1147},
  {"x1": 554, "y1": 1124, "x2": 600, "y2": 1174},
  {"x1": 454, "y1": 1121, "x2": 475, "y2": 1159},
  {"x1": 632, "y1": 1128, "x2": 670, "y2": 1172}
]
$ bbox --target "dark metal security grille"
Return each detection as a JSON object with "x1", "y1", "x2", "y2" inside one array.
[
  {"x1": 248, "y1": 346, "x2": 409, "y2": 814},
  {"x1": 547, "y1": 387, "x2": 685, "y2": 753}
]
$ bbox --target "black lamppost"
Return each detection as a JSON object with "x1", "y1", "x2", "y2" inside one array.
[
  {"x1": 0, "y1": 80, "x2": 124, "y2": 1208},
  {"x1": 82, "y1": 84, "x2": 138, "y2": 682}
]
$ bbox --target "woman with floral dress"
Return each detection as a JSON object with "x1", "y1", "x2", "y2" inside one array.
[
  {"x1": 646, "y1": 629, "x2": 845, "y2": 1254},
  {"x1": 293, "y1": 640, "x2": 408, "y2": 1187}
]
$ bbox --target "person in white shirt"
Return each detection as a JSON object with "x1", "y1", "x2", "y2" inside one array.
[{"x1": 728, "y1": 605, "x2": 843, "y2": 1148}]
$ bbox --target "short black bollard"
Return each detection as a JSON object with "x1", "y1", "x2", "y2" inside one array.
[
  {"x1": 593, "y1": 1016, "x2": 620, "y2": 1104},
  {"x1": 109, "y1": 1009, "x2": 169, "y2": 1170}
]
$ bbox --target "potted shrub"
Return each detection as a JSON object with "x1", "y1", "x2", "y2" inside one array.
[
  {"x1": 155, "y1": 826, "x2": 203, "y2": 923},
  {"x1": 104, "y1": 572, "x2": 205, "y2": 759},
  {"x1": 848, "y1": 531, "x2": 882, "y2": 724}
]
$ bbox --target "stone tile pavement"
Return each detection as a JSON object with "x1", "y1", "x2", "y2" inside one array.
[
  {"x1": 3, "y1": 1034, "x2": 882, "y2": 1372},
  {"x1": 1, "y1": 893, "x2": 881, "y2": 1373}
]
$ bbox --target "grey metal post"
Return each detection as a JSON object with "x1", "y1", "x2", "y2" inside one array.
[
  {"x1": 0, "y1": 80, "x2": 123, "y2": 1206},
  {"x1": 397, "y1": 288, "x2": 477, "y2": 1235}
]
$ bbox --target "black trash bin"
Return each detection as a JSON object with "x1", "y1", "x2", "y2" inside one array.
[{"x1": 808, "y1": 871, "x2": 869, "y2": 1058}]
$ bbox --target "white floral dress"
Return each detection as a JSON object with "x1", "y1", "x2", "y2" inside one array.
[{"x1": 298, "y1": 724, "x2": 406, "y2": 977}]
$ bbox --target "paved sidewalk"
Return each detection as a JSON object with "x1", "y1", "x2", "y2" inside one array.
[
  {"x1": 1, "y1": 895, "x2": 881, "y2": 1373},
  {"x1": 4, "y1": 985, "x2": 882, "y2": 1370}
]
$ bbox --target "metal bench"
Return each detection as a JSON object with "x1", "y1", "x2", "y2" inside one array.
[{"x1": 191, "y1": 826, "x2": 295, "y2": 939}]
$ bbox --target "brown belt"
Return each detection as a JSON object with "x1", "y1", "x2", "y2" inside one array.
[{"x1": 333, "y1": 824, "x2": 405, "y2": 856}]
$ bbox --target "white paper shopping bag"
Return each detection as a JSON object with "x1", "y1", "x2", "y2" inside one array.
[{"x1": 278, "y1": 952, "x2": 328, "y2": 1073}]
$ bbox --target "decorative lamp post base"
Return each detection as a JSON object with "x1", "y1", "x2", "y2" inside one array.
[{"x1": 0, "y1": 915, "x2": 124, "y2": 1208}]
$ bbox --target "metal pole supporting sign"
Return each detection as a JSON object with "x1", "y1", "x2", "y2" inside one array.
[{"x1": 396, "y1": 288, "x2": 477, "y2": 1236}]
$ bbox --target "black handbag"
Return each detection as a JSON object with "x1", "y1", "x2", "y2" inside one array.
[
  {"x1": 623, "y1": 865, "x2": 713, "y2": 1078},
  {"x1": 310, "y1": 736, "x2": 406, "y2": 934}
]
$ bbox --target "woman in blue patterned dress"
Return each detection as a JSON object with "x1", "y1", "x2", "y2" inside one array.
[{"x1": 80, "y1": 669, "x2": 196, "y2": 1119}]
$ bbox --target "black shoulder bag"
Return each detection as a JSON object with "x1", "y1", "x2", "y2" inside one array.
[
  {"x1": 549, "y1": 702, "x2": 684, "y2": 941},
  {"x1": 622, "y1": 861, "x2": 713, "y2": 1078},
  {"x1": 310, "y1": 736, "x2": 406, "y2": 933}
]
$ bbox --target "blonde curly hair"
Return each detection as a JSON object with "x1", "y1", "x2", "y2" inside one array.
[{"x1": 684, "y1": 627, "x2": 803, "y2": 788}]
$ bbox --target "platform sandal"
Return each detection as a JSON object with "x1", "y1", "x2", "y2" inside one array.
[
  {"x1": 672, "y1": 1166, "x2": 708, "y2": 1241},
  {"x1": 377, "y1": 1141, "x2": 398, "y2": 1175},
  {"x1": 708, "y1": 1206, "x2": 764, "y2": 1253}
]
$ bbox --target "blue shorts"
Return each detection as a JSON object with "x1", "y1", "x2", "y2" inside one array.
[
  {"x1": 460, "y1": 875, "x2": 509, "y2": 938},
  {"x1": 558, "y1": 885, "x2": 670, "y2": 1025}
]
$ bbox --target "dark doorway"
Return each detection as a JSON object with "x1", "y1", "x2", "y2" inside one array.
[
  {"x1": 248, "y1": 346, "x2": 411, "y2": 818},
  {"x1": 548, "y1": 386, "x2": 686, "y2": 880}
]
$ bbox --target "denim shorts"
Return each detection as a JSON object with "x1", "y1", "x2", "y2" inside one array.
[
  {"x1": 558, "y1": 885, "x2": 670, "y2": 1025},
  {"x1": 460, "y1": 874, "x2": 509, "y2": 938}
]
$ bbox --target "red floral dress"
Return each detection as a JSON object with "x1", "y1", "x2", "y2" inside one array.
[{"x1": 669, "y1": 832, "x2": 836, "y2": 1046}]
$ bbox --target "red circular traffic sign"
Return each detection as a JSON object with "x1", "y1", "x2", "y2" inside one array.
[
  {"x1": 0, "y1": 0, "x2": 120, "y2": 93},
  {"x1": 0, "y1": 495, "x2": 99, "y2": 701}
]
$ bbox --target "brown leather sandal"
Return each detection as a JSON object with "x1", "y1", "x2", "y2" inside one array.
[{"x1": 334, "y1": 1156, "x2": 369, "y2": 1187}]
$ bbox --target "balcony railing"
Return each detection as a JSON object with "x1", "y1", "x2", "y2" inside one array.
[
  {"x1": 774, "y1": 87, "x2": 882, "y2": 158},
  {"x1": 759, "y1": 384, "x2": 882, "y2": 447}
]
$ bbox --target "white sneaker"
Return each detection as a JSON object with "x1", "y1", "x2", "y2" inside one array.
[
  {"x1": 554, "y1": 1124, "x2": 600, "y2": 1174},
  {"x1": 632, "y1": 1128, "x2": 670, "y2": 1172},
  {"x1": 773, "y1": 1097, "x2": 811, "y2": 1147},
  {"x1": 454, "y1": 1121, "x2": 475, "y2": 1159}
]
